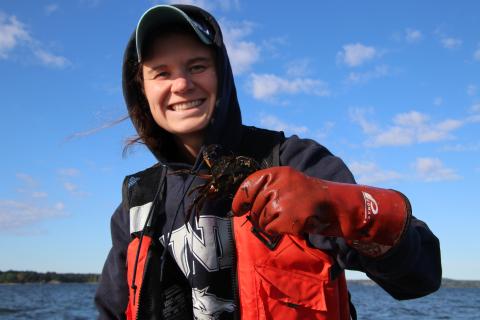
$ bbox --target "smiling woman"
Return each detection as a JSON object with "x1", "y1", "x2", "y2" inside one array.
[{"x1": 95, "y1": 4, "x2": 441, "y2": 320}]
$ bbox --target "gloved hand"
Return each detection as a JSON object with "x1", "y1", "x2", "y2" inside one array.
[{"x1": 231, "y1": 166, "x2": 411, "y2": 257}]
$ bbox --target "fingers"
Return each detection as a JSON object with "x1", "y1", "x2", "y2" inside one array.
[
  {"x1": 231, "y1": 167, "x2": 310, "y2": 236},
  {"x1": 254, "y1": 189, "x2": 279, "y2": 229},
  {"x1": 263, "y1": 212, "x2": 302, "y2": 235},
  {"x1": 231, "y1": 170, "x2": 271, "y2": 216}
]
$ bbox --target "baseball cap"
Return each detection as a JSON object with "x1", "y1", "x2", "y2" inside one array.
[{"x1": 135, "y1": 5, "x2": 213, "y2": 62}]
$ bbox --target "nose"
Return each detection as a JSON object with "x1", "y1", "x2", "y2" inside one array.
[{"x1": 171, "y1": 73, "x2": 194, "y2": 93}]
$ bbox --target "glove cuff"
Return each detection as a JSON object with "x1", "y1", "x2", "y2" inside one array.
[{"x1": 347, "y1": 189, "x2": 412, "y2": 257}]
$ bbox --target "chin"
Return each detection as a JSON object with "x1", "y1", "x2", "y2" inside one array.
[{"x1": 172, "y1": 123, "x2": 208, "y2": 136}]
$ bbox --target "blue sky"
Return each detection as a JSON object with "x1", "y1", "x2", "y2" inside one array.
[{"x1": 1, "y1": 0, "x2": 479, "y2": 280}]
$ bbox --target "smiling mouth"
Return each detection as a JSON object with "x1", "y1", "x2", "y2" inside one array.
[{"x1": 169, "y1": 99, "x2": 205, "y2": 111}]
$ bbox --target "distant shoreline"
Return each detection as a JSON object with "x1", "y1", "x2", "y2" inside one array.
[
  {"x1": 1, "y1": 270, "x2": 479, "y2": 288},
  {"x1": 0, "y1": 270, "x2": 99, "y2": 284},
  {"x1": 349, "y1": 278, "x2": 480, "y2": 289}
]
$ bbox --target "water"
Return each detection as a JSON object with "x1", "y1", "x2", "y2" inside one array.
[
  {"x1": 0, "y1": 283, "x2": 97, "y2": 320},
  {"x1": 349, "y1": 283, "x2": 480, "y2": 320},
  {"x1": 0, "y1": 283, "x2": 478, "y2": 319}
]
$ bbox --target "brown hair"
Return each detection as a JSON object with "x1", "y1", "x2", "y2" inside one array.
[{"x1": 123, "y1": 64, "x2": 167, "y2": 156}]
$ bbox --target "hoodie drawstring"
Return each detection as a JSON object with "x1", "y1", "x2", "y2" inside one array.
[
  {"x1": 158, "y1": 146, "x2": 207, "y2": 285},
  {"x1": 130, "y1": 148, "x2": 207, "y2": 308}
]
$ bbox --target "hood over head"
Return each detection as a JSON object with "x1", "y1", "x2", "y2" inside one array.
[{"x1": 122, "y1": 4, "x2": 242, "y2": 164}]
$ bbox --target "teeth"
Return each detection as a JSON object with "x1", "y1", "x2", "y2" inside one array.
[{"x1": 171, "y1": 99, "x2": 203, "y2": 111}]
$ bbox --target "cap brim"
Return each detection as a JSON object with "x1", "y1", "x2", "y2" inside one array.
[{"x1": 136, "y1": 5, "x2": 212, "y2": 62}]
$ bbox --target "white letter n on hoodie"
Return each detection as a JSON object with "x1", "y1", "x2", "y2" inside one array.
[{"x1": 160, "y1": 215, "x2": 233, "y2": 277}]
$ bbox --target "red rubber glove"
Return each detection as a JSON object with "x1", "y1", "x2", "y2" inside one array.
[{"x1": 231, "y1": 166, "x2": 411, "y2": 257}]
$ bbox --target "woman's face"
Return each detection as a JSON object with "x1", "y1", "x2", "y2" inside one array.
[{"x1": 142, "y1": 32, "x2": 217, "y2": 142}]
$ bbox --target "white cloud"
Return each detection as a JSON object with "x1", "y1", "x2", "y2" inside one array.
[
  {"x1": 62, "y1": 182, "x2": 88, "y2": 197},
  {"x1": 393, "y1": 111, "x2": 429, "y2": 126},
  {"x1": 347, "y1": 65, "x2": 389, "y2": 84},
  {"x1": 466, "y1": 114, "x2": 480, "y2": 123},
  {"x1": 349, "y1": 161, "x2": 402, "y2": 185},
  {"x1": 45, "y1": 4, "x2": 59, "y2": 15},
  {"x1": 221, "y1": 20, "x2": 259, "y2": 75},
  {"x1": 338, "y1": 43, "x2": 377, "y2": 67},
  {"x1": 58, "y1": 170, "x2": 88, "y2": 196},
  {"x1": 313, "y1": 121, "x2": 335, "y2": 141},
  {"x1": 378, "y1": 114, "x2": 462, "y2": 146},
  {"x1": 217, "y1": 0, "x2": 241, "y2": 11},
  {"x1": 0, "y1": 200, "x2": 66, "y2": 231},
  {"x1": 351, "y1": 109, "x2": 465, "y2": 147},
  {"x1": 165, "y1": 0, "x2": 240, "y2": 11},
  {"x1": 405, "y1": 28, "x2": 422, "y2": 43},
  {"x1": 228, "y1": 41, "x2": 259, "y2": 74},
  {"x1": 441, "y1": 143, "x2": 480, "y2": 152},
  {"x1": 433, "y1": 97, "x2": 443, "y2": 106},
  {"x1": 16, "y1": 173, "x2": 37, "y2": 188},
  {"x1": 79, "y1": 0, "x2": 101, "y2": 7},
  {"x1": 16, "y1": 173, "x2": 51, "y2": 199},
  {"x1": 466, "y1": 103, "x2": 480, "y2": 123},
  {"x1": 413, "y1": 157, "x2": 460, "y2": 182},
  {"x1": 33, "y1": 48, "x2": 69, "y2": 68},
  {"x1": 250, "y1": 73, "x2": 330, "y2": 100},
  {"x1": 58, "y1": 168, "x2": 80, "y2": 177},
  {"x1": 32, "y1": 191, "x2": 48, "y2": 198},
  {"x1": 2, "y1": 172, "x2": 70, "y2": 232},
  {"x1": 286, "y1": 59, "x2": 312, "y2": 77},
  {"x1": 474, "y1": 46, "x2": 480, "y2": 61},
  {"x1": 373, "y1": 127, "x2": 416, "y2": 146},
  {"x1": 0, "y1": 13, "x2": 30, "y2": 58},
  {"x1": 63, "y1": 182, "x2": 78, "y2": 192},
  {"x1": 467, "y1": 84, "x2": 477, "y2": 96},
  {"x1": 441, "y1": 37, "x2": 462, "y2": 49},
  {"x1": 259, "y1": 114, "x2": 308, "y2": 136},
  {"x1": 417, "y1": 119, "x2": 463, "y2": 142},
  {"x1": 0, "y1": 11, "x2": 69, "y2": 67},
  {"x1": 261, "y1": 36, "x2": 288, "y2": 57},
  {"x1": 471, "y1": 103, "x2": 480, "y2": 113},
  {"x1": 348, "y1": 107, "x2": 379, "y2": 134}
]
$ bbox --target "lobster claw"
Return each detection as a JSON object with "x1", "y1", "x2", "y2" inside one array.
[{"x1": 202, "y1": 144, "x2": 222, "y2": 168}]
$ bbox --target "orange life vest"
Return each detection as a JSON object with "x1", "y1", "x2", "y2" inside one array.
[
  {"x1": 233, "y1": 216, "x2": 350, "y2": 320},
  {"x1": 125, "y1": 235, "x2": 152, "y2": 320},
  {"x1": 125, "y1": 217, "x2": 350, "y2": 320}
]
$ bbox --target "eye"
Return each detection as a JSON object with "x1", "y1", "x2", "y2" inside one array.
[
  {"x1": 154, "y1": 71, "x2": 170, "y2": 79},
  {"x1": 190, "y1": 64, "x2": 207, "y2": 74}
]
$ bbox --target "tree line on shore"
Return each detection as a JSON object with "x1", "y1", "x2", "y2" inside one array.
[
  {"x1": 1, "y1": 270, "x2": 479, "y2": 287},
  {"x1": 0, "y1": 270, "x2": 100, "y2": 283}
]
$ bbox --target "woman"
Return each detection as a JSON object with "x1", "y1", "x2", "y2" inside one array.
[{"x1": 95, "y1": 4, "x2": 441, "y2": 320}]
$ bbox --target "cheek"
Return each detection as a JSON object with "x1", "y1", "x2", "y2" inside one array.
[
  {"x1": 207, "y1": 74, "x2": 218, "y2": 102},
  {"x1": 210, "y1": 72, "x2": 218, "y2": 95},
  {"x1": 143, "y1": 85, "x2": 165, "y2": 126},
  {"x1": 144, "y1": 82, "x2": 168, "y2": 109},
  {"x1": 142, "y1": 82, "x2": 154, "y2": 104}
]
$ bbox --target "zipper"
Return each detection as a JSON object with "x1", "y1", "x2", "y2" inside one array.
[
  {"x1": 135, "y1": 279, "x2": 143, "y2": 320},
  {"x1": 135, "y1": 245, "x2": 155, "y2": 320},
  {"x1": 229, "y1": 214, "x2": 240, "y2": 320},
  {"x1": 131, "y1": 232, "x2": 147, "y2": 320}
]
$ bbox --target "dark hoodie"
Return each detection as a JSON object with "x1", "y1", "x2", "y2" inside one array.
[{"x1": 95, "y1": 4, "x2": 441, "y2": 320}]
